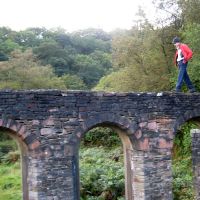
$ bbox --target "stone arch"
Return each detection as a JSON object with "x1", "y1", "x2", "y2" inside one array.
[
  {"x1": 74, "y1": 113, "x2": 138, "y2": 143},
  {"x1": 72, "y1": 113, "x2": 139, "y2": 200},
  {"x1": 0, "y1": 117, "x2": 40, "y2": 150},
  {"x1": 173, "y1": 108, "x2": 200, "y2": 133},
  {"x1": 0, "y1": 117, "x2": 40, "y2": 200}
]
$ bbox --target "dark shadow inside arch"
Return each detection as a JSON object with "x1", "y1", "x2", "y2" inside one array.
[
  {"x1": 0, "y1": 127, "x2": 28, "y2": 200},
  {"x1": 188, "y1": 116, "x2": 200, "y2": 126},
  {"x1": 172, "y1": 116, "x2": 200, "y2": 200},
  {"x1": 77, "y1": 122, "x2": 134, "y2": 200}
]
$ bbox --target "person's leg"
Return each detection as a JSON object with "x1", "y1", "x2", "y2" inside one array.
[
  {"x1": 183, "y1": 63, "x2": 196, "y2": 92},
  {"x1": 176, "y1": 62, "x2": 185, "y2": 92},
  {"x1": 183, "y1": 71, "x2": 196, "y2": 92}
]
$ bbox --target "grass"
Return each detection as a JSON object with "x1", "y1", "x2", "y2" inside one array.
[{"x1": 0, "y1": 162, "x2": 22, "y2": 200}]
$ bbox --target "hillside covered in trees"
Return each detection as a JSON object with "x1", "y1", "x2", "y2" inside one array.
[
  {"x1": 0, "y1": 0, "x2": 200, "y2": 93},
  {"x1": 0, "y1": 27, "x2": 112, "y2": 90}
]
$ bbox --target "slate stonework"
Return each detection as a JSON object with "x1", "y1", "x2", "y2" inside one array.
[{"x1": 0, "y1": 90, "x2": 200, "y2": 200}]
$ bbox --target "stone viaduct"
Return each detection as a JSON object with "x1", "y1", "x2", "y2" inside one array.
[{"x1": 0, "y1": 90, "x2": 200, "y2": 200}]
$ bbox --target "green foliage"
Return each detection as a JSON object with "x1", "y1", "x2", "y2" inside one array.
[
  {"x1": 0, "y1": 140, "x2": 18, "y2": 163},
  {"x1": 15, "y1": 28, "x2": 45, "y2": 48},
  {"x1": 0, "y1": 131, "x2": 22, "y2": 199},
  {"x1": 178, "y1": 0, "x2": 200, "y2": 25},
  {"x1": 82, "y1": 127, "x2": 121, "y2": 147},
  {"x1": 0, "y1": 162, "x2": 22, "y2": 200},
  {"x1": 94, "y1": 68, "x2": 137, "y2": 92},
  {"x1": 172, "y1": 122, "x2": 197, "y2": 200},
  {"x1": 0, "y1": 39, "x2": 20, "y2": 54},
  {"x1": 181, "y1": 23, "x2": 200, "y2": 91},
  {"x1": 0, "y1": 1, "x2": 200, "y2": 199},
  {"x1": 0, "y1": 26, "x2": 112, "y2": 90},
  {"x1": 74, "y1": 54, "x2": 108, "y2": 88},
  {"x1": 80, "y1": 146, "x2": 125, "y2": 200},
  {"x1": 61, "y1": 74, "x2": 87, "y2": 90},
  {"x1": 172, "y1": 157, "x2": 195, "y2": 200},
  {"x1": 0, "y1": 49, "x2": 66, "y2": 89},
  {"x1": 33, "y1": 41, "x2": 73, "y2": 76},
  {"x1": 32, "y1": 28, "x2": 112, "y2": 88},
  {"x1": 0, "y1": 27, "x2": 21, "y2": 54},
  {"x1": 0, "y1": 52, "x2": 9, "y2": 61},
  {"x1": 0, "y1": 131, "x2": 19, "y2": 164},
  {"x1": 173, "y1": 122, "x2": 197, "y2": 158},
  {"x1": 0, "y1": 130, "x2": 12, "y2": 141},
  {"x1": 95, "y1": 24, "x2": 173, "y2": 92},
  {"x1": 1, "y1": 151, "x2": 20, "y2": 164},
  {"x1": 80, "y1": 128, "x2": 124, "y2": 199},
  {"x1": 71, "y1": 29, "x2": 111, "y2": 54}
]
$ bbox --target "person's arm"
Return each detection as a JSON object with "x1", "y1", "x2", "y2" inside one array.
[
  {"x1": 181, "y1": 44, "x2": 193, "y2": 62},
  {"x1": 174, "y1": 51, "x2": 178, "y2": 66}
]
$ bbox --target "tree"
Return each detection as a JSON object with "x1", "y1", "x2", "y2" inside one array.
[
  {"x1": 73, "y1": 54, "x2": 106, "y2": 88},
  {"x1": 175, "y1": 23, "x2": 200, "y2": 91},
  {"x1": 61, "y1": 74, "x2": 87, "y2": 90},
  {"x1": 54, "y1": 33, "x2": 72, "y2": 49},
  {"x1": 178, "y1": 0, "x2": 200, "y2": 25},
  {"x1": 71, "y1": 29, "x2": 111, "y2": 54},
  {"x1": 33, "y1": 41, "x2": 73, "y2": 76},
  {"x1": 0, "y1": 49, "x2": 66, "y2": 89},
  {"x1": 0, "y1": 27, "x2": 20, "y2": 54},
  {"x1": 0, "y1": 39, "x2": 20, "y2": 54},
  {"x1": 90, "y1": 50, "x2": 112, "y2": 73},
  {"x1": 14, "y1": 27, "x2": 49, "y2": 48},
  {"x1": 0, "y1": 26, "x2": 113, "y2": 89},
  {"x1": 109, "y1": 22, "x2": 172, "y2": 92},
  {"x1": 152, "y1": 0, "x2": 182, "y2": 29},
  {"x1": 72, "y1": 28, "x2": 111, "y2": 41},
  {"x1": 94, "y1": 68, "x2": 137, "y2": 92}
]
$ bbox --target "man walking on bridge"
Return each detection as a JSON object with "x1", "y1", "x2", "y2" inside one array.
[{"x1": 172, "y1": 36, "x2": 196, "y2": 93}]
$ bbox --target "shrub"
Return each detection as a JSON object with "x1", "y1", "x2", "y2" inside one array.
[
  {"x1": 172, "y1": 157, "x2": 195, "y2": 200},
  {"x1": 172, "y1": 122, "x2": 197, "y2": 200},
  {"x1": 82, "y1": 127, "x2": 121, "y2": 147},
  {"x1": 80, "y1": 146, "x2": 125, "y2": 200},
  {"x1": 2, "y1": 151, "x2": 20, "y2": 164},
  {"x1": 0, "y1": 140, "x2": 18, "y2": 163}
]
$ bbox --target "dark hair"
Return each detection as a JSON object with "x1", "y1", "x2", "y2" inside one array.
[{"x1": 172, "y1": 36, "x2": 180, "y2": 44}]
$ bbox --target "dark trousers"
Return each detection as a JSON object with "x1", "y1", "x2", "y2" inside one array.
[{"x1": 176, "y1": 60, "x2": 194, "y2": 91}]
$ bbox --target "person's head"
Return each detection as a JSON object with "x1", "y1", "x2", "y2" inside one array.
[{"x1": 172, "y1": 36, "x2": 181, "y2": 48}]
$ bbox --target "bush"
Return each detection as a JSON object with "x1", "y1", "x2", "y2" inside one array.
[
  {"x1": 2, "y1": 151, "x2": 20, "y2": 164},
  {"x1": 0, "y1": 140, "x2": 18, "y2": 163},
  {"x1": 172, "y1": 157, "x2": 195, "y2": 200},
  {"x1": 172, "y1": 122, "x2": 197, "y2": 200},
  {"x1": 82, "y1": 127, "x2": 121, "y2": 147},
  {"x1": 80, "y1": 146, "x2": 125, "y2": 200},
  {"x1": 173, "y1": 122, "x2": 197, "y2": 158}
]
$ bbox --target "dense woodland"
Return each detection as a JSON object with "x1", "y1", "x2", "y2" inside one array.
[
  {"x1": 0, "y1": 1, "x2": 200, "y2": 92},
  {"x1": 1, "y1": 0, "x2": 200, "y2": 199}
]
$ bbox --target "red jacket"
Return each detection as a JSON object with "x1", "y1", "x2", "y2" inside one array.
[{"x1": 174, "y1": 43, "x2": 193, "y2": 65}]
